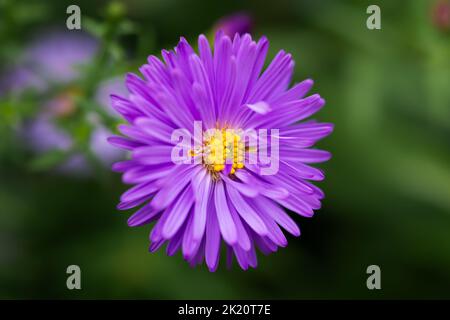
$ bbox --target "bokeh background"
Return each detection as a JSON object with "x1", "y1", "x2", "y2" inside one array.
[{"x1": 1, "y1": 0, "x2": 450, "y2": 299}]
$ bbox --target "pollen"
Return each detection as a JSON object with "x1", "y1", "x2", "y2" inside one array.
[{"x1": 189, "y1": 128, "x2": 246, "y2": 176}]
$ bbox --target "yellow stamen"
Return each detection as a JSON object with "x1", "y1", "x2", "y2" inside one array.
[{"x1": 190, "y1": 128, "x2": 251, "y2": 178}]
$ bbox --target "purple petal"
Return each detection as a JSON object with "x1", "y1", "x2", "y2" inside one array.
[
  {"x1": 182, "y1": 210, "x2": 201, "y2": 259},
  {"x1": 120, "y1": 181, "x2": 159, "y2": 203},
  {"x1": 280, "y1": 148, "x2": 332, "y2": 163},
  {"x1": 226, "y1": 185, "x2": 268, "y2": 236},
  {"x1": 150, "y1": 165, "x2": 199, "y2": 210},
  {"x1": 252, "y1": 197, "x2": 300, "y2": 236},
  {"x1": 107, "y1": 136, "x2": 143, "y2": 150},
  {"x1": 191, "y1": 170, "x2": 211, "y2": 242},
  {"x1": 132, "y1": 145, "x2": 174, "y2": 165},
  {"x1": 127, "y1": 203, "x2": 160, "y2": 227},
  {"x1": 162, "y1": 186, "x2": 194, "y2": 238},
  {"x1": 205, "y1": 195, "x2": 221, "y2": 272},
  {"x1": 244, "y1": 101, "x2": 271, "y2": 114},
  {"x1": 122, "y1": 164, "x2": 174, "y2": 184},
  {"x1": 214, "y1": 181, "x2": 238, "y2": 245}
]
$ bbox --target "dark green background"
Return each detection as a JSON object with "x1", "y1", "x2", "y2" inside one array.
[{"x1": 1, "y1": 0, "x2": 449, "y2": 298}]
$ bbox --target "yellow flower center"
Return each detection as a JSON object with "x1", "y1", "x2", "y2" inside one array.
[{"x1": 190, "y1": 128, "x2": 245, "y2": 175}]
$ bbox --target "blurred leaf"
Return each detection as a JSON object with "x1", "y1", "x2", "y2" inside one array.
[
  {"x1": 118, "y1": 20, "x2": 137, "y2": 35},
  {"x1": 28, "y1": 150, "x2": 70, "y2": 172},
  {"x1": 108, "y1": 42, "x2": 126, "y2": 61},
  {"x1": 83, "y1": 17, "x2": 106, "y2": 38}
]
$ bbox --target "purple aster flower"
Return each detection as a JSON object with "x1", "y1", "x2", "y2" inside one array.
[
  {"x1": 21, "y1": 77, "x2": 127, "y2": 172},
  {"x1": 1, "y1": 31, "x2": 98, "y2": 95},
  {"x1": 23, "y1": 30, "x2": 98, "y2": 84},
  {"x1": 213, "y1": 13, "x2": 253, "y2": 37},
  {"x1": 2, "y1": 31, "x2": 126, "y2": 171},
  {"x1": 109, "y1": 32, "x2": 333, "y2": 271}
]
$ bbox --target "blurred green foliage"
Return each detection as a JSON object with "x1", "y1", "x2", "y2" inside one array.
[{"x1": 0, "y1": 0, "x2": 449, "y2": 299}]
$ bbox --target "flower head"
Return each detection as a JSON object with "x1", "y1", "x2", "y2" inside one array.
[{"x1": 109, "y1": 32, "x2": 333, "y2": 271}]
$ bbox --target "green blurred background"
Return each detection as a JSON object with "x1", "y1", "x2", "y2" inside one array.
[{"x1": 1, "y1": 0, "x2": 450, "y2": 299}]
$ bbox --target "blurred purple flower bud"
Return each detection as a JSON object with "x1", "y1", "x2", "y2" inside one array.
[
  {"x1": 432, "y1": 0, "x2": 450, "y2": 32},
  {"x1": 213, "y1": 12, "x2": 253, "y2": 37},
  {"x1": 24, "y1": 114, "x2": 72, "y2": 153},
  {"x1": 90, "y1": 126, "x2": 124, "y2": 166},
  {"x1": 95, "y1": 77, "x2": 128, "y2": 116},
  {"x1": 90, "y1": 77, "x2": 129, "y2": 166}
]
